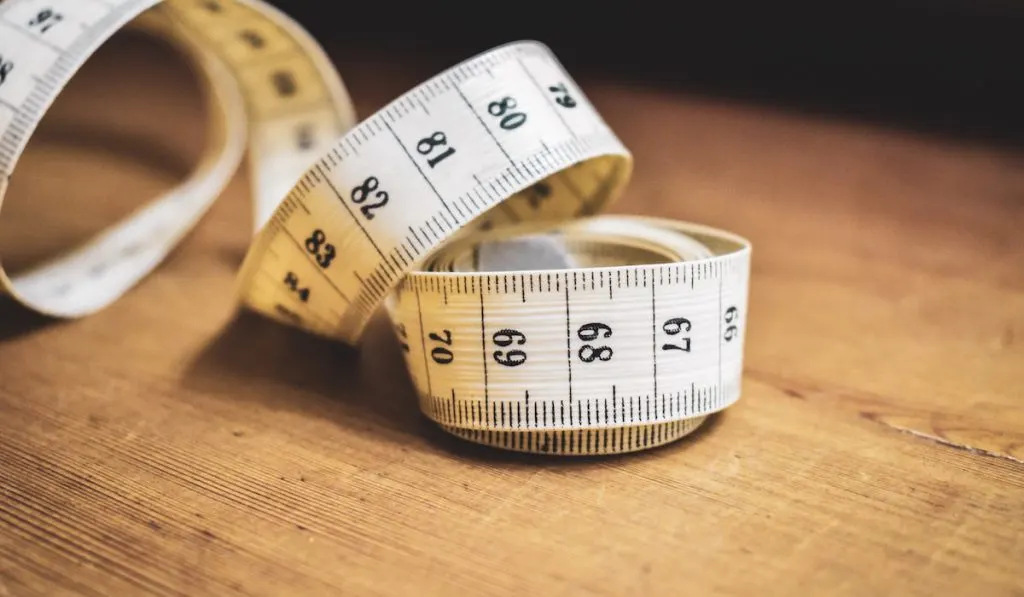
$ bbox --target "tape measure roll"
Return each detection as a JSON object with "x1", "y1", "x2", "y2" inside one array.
[
  {"x1": 389, "y1": 216, "x2": 750, "y2": 454},
  {"x1": 0, "y1": 0, "x2": 752, "y2": 455}
]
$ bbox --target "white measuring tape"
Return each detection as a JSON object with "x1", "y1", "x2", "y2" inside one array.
[{"x1": 0, "y1": 0, "x2": 752, "y2": 455}]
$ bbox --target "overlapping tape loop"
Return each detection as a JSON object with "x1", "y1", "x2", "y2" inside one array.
[{"x1": 0, "y1": 0, "x2": 751, "y2": 455}]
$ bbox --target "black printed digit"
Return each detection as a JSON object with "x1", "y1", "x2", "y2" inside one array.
[
  {"x1": 283, "y1": 271, "x2": 310, "y2": 302},
  {"x1": 724, "y1": 306, "x2": 739, "y2": 342},
  {"x1": 239, "y1": 29, "x2": 265, "y2": 49},
  {"x1": 547, "y1": 83, "x2": 576, "y2": 108},
  {"x1": 492, "y1": 328, "x2": 527, "y2": 367},
  {"x1": 487, "y1": 96, "x2": 527, "y2": 130},
  {"x1": 428, "y1": 329, "x2": 454, "y2": 365},
  {"x1": 27, "y1": 9, "x2": 63, "y2": 34},
  {"x1": 577, "y1": 322, "x2": 613, "y2": 363},
  {"x1": 349, "y1": 175, "x2": 389, "y2": 219},
  {"x1": 304, "y1": 229, "x2": 336, "y2": 268},
  {"x1": 272, "y1": 71, "x2": 297, "y2": 97},
  {"x1": 296, "y1": 124, "x2": 314, "y2": 150},
  {"x1": 0, "y1": 56, "x2": 12, "y2": 87},
  {"x1": 661, "y1": 317, "x2": 691, "y2": 352},
  {"x1": 416, "y1": 131, "x2": 456, "y2": 168}
]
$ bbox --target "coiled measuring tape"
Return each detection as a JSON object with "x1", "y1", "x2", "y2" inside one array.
[{"x1": 0, "y1": 0, "x2": 752, "y2": 455}]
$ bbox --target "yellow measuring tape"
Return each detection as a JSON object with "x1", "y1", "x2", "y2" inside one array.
[{"x1": 0, "y1": 0, "x2": 752, "y2": 455}]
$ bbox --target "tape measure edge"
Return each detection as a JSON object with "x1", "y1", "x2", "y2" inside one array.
[
  {"x1": 400, "y1": 216, "x2": 752, "y2": 284},
  {"x1": 438, "y1": 415, "x2": 710, "y2": 456}
]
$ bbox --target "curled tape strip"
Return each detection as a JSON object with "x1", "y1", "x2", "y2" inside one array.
[{"x1": 0, "y1": 0, "x2": 752, "y2": 455}]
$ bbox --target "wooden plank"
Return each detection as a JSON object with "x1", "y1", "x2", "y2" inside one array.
[{"x1": 1, "y1": 32, "x2": 1021, "y2": 597}]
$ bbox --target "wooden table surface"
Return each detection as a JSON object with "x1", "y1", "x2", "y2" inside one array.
[{"x1": 1, "y1": 32, "x2": 1022, "y2": 597}]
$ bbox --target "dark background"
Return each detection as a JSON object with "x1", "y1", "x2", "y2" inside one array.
[{"x1": 269, "y1": 0, "x2": 1023, "y2": 148}]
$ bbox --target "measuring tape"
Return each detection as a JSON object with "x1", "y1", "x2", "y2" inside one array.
[{"x1": 0, "y1": 0, "x2": 752, "y2": 455}]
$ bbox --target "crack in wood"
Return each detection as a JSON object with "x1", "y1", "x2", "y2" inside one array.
[
  {"x1": 747, "y1": 368, "x2": 1024, "y2": 466},
  {"x1": 877, "y1": 422, "x2": 1024, "y2": 466}
]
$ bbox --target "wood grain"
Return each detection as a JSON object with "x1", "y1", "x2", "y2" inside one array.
[{"x1": 1, "y1": 32, "x2": 1022, "y2": 597}]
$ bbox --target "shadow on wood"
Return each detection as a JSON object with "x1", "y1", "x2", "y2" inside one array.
[
  {"x1": 0, "y1": 298, "x2": 61, "y2": 342},
  {"x1": 179, "y1": 306, "x2": 729, "y2": 466}
]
